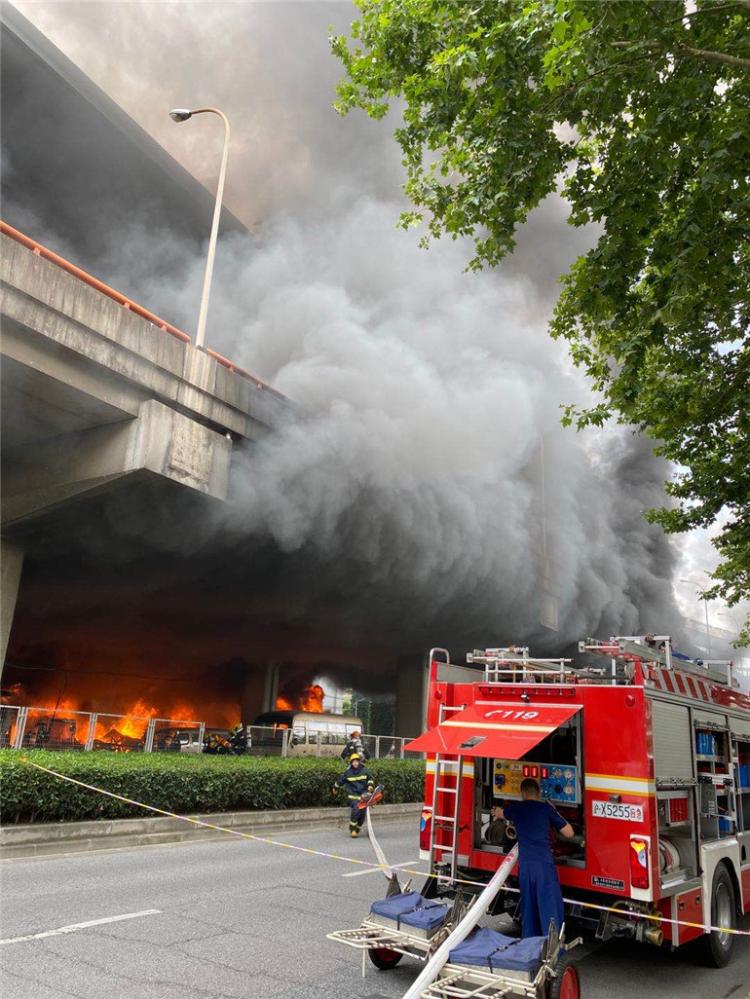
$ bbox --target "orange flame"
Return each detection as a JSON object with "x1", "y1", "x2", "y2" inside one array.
[
  {"x1": 113, "y1": 699, "x2": 159, "y2": 739},
  {"x1": 275, "y1": 683, "x2": 325, "y2": 713},
  {"x1": 3, "y1": 691, "x2": 224, "y2": 750},
  {"x1": 3, "y1": 664, "x2": 251, "y2": 753},
  {"x1": 25, "y1": 699, "x2": 83, "y2": 744}
]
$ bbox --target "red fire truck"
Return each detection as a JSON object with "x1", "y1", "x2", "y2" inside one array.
[{"x1": 409, "y1": 637, "x2": 750, "y2": 967}]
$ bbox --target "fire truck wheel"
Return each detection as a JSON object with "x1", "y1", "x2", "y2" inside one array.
[
  {"x1": 368, "y1": 947, "x2": 403, "y2": 970},
  {"x1": 696, "y1": 865, "x2": 736, "y2": 968},
  {"x1": 547, "y1": 951, "x2": 580, "y2": 999}
]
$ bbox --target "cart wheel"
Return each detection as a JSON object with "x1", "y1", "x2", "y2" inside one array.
[
  {"x1": 547, "y1": 952, "x2": 580, "y2": 999},
  {"x1": 368, "y1": 947, "x2": 403, "y2": 970}
]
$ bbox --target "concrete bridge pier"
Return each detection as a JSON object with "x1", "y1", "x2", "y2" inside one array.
[
  {"x1": 395, "y1": 654, "x2": 427, "y2": 738},
  {"x1": 1, "y1": 540, "x2": 24, "y2": 666},
  {"x1": 240, "y1": 663, "x2": 279, "y2": 725}
]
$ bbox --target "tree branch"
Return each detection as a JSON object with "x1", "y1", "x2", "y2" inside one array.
[
  {"x1": 678, "y1": 44, "x2": 750, "y2": 68},
  {"x1": 612, "y1": 39, "x2": 750, "y2": 68}
]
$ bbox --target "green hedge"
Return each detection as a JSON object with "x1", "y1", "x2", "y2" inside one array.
[{"x1": 0, "y1": 749, "x2": 425, "y2": 825}]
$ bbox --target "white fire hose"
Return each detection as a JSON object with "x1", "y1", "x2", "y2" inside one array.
[
  {"x1": 402, "y1": 844, "x2": 520, "y2": 999},
  {"x1": 365, "y1": 806, "x2": 393, "y2": 879}
]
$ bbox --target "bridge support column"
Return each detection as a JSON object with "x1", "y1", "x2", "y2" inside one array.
[
  {"x1": 0, "y1": 539, "x2": 24, "y2": 668},
  {"x1": 262, "y1": 663, "x2": 279, "y2": 713},
  {"x1": 395, "y1": 654, "x2": 426, "y2": 738},
  {"x1": 240, "y1": 663, "x2": 279, "y2": 726}
]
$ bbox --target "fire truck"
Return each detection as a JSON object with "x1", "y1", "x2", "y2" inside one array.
[{"x1": 409, "y1": 637, "x2": 750, "y2": 968}]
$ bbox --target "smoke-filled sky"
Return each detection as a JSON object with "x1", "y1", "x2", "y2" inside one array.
[{"x1": 10, "y1": 0, "x2": 743, "y2": 669}]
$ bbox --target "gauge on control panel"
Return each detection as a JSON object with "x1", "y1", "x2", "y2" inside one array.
[{"x1": 493, "y1": 759, "x2": 580, "y2": 804}]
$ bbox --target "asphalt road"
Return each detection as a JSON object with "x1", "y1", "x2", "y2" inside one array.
[{"x1": 1, "y1": 820, "x2": 749, "y2": 999}]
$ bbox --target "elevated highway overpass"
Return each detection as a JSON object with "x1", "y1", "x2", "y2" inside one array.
[{"x1": 1, "y1": 222, "x2": 290, "y2": 666}]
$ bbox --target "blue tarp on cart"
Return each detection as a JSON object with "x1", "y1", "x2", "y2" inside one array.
[
  {"x1": 449, "y1": 927, "x2": 547, "y2": 974},
  {"x1": 400, "y1": 901, "x2": 449, "y2": 932},
  {"x1": 370, "y1": 892, "x2": 449, "y2": 931}
]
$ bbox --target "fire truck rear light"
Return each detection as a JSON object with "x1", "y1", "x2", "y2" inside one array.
[{"x1": 629, "y1": 837, "x2": 650, "y2": 890}]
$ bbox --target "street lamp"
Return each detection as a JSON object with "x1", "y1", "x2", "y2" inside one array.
[{"x1": 168, "y1": 107, "x2": 231, "y2": 349}]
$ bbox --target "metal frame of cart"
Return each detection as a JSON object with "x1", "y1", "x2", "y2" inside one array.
[{"x1": 420, "y1": 923, "x2": 581, "y2": 999}]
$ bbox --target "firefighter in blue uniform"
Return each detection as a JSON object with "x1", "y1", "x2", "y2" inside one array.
[
  {"x1": 494, "y1": 777, "x2": 575, "y2": 937},
  {"x1": 335, "y1": 753, "x2": 374, "y2": 837}
]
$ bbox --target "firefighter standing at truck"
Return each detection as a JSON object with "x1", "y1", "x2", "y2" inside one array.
[
  {"x1": 335, "y1": 753, "x2": 374, "y2": 837},
  {"x1": 493, "y1": 777, "x2": 575, "y2": 938}
]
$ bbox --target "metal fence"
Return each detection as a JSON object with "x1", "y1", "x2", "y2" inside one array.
[
  {"x1": 0, "y1": 706, "x2": 205, "y2": 754},
  {"x1": 1, "y1": 706, "x2": 21, "y2": 749},
  {"x1": 0, "y1": 706, "x2": 418, "y2": 759},
  {"x1": 205, "y1": 726, "x2": 420, "y2": 759}
]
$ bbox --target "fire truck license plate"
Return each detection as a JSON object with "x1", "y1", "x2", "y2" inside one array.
[{"x1": 592, "y1": 800, "x2": 643, "y2": 821}]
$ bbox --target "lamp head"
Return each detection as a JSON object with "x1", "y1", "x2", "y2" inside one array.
[{"x1": 169, "y1": 108, "x2": 193, "y2": 123}]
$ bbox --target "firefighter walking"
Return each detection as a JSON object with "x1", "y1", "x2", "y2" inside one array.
[
  {"x1": 335, "y1": 753, "x2": 374, "y2": 837},
  {"x1": 341, "y1": 730, "x2": 369, "y2": 762},
  {"x1": 493, "y1": 777, "x2": 575, "y2": 938}
]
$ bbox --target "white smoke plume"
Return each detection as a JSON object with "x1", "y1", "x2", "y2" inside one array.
[{"x1": 196, "y1": 196, "x2": 682, "y2": 651}]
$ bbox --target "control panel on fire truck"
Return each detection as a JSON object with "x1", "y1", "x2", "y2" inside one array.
[{"x1": 493, "y1": 759, "x2": 580, "y2": 805}]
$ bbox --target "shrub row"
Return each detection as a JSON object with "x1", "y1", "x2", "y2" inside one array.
[{"x1": 0, "y1": 749, "x2": 426, "y2": 825}]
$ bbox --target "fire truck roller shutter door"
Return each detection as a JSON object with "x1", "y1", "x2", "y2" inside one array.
[
  {"x1": 730, "y1": 715, "x2": 750, "y2": 740},
  {"x1": 692, "y1": 709, "x2": 728, "y2": 729},
  {"x1": 651, "y1": 701, "x2": 693, "y2": 782}
]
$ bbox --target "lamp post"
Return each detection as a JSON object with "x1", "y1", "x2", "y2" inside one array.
[{"x1": 169, "y1": 107, "x2": 231, "y2": 349}]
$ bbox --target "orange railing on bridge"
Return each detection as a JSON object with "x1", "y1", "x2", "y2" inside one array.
[
  {"x1": 1, "y1": 220, "x2": 284, "y2": 398},
  {"x1": 1, "y1": 219, "x2": 190, "y2": 342}
]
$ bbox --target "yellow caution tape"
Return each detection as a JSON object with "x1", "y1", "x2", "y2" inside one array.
[{"x1": 17, "y1": 759, "x2": 750, "y2": 939}]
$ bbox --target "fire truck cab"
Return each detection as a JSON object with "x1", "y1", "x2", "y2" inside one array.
[{"x1": 410, "y1": 638, "x2": 750, "y2": 967}]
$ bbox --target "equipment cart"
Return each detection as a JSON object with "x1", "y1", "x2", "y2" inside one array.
[
  {"x1": 328, "y1": 886, "x2": 470, "y2": 971},
  {"x1": 420, "y1": 921, "x2": 581, "y2": 999},
  {"x1": 328, "y1": 888, "x2": 581, "y2": 997}
]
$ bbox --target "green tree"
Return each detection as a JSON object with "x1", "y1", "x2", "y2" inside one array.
[{"x1": 332, "y1": 0, "x2": 750, "y2": 642}]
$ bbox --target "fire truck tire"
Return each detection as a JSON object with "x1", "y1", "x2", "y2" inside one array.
[
  {"x1": 696, "y1": 865, "x2": 736, "y2": 968},
  {"x1": 368, "y1": 947, "x2": 403, "y2": 970},
  {"x1": 547, "y1": 951, "x2": 581, "y2": 999}
]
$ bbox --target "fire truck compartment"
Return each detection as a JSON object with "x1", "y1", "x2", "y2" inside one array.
[{"x1": 476, "y1": 708, "x2": 585, "y2": 867}]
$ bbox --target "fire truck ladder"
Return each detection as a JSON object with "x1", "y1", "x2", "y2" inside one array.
[
  {"x1": 428, "y1": 703, "x2": 465, "y2": 885},
  {"x1": 581, "y1": 636, "x2": 735, "y2": 687},
  {"x1": 467, "y1": 647, "x2": 575, "y2": 683}
]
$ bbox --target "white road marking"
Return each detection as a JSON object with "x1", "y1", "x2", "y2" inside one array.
[
  {"x1": 0, "y1": 908, "x2": 161, "y2": 945},
  {"x1": 342, "y1": 860, "x2": 422, "y2": 878}
]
